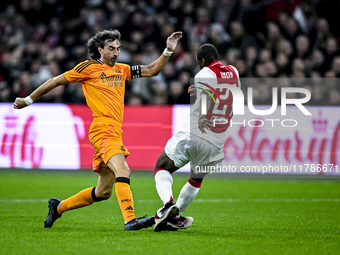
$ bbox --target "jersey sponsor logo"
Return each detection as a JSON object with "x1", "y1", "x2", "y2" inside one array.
[
  {"x1": 121, "y1": 145, "x2": 126, "y2": 152},
  {"x1": 109, "y1": 82, "x2": 123, "y2": 87},
  {"x1": 125, "y1": 206, "x2": 133, "y2": 211},
  {"x1": 121, "y1": 199, "x2": 131, "y2": 202},
  {"x1": 100, "y1": 72, "x2": 124, "y2": 87},
  {"x1": 196, "y1": 82, "x2": 223, "y2": 107}
]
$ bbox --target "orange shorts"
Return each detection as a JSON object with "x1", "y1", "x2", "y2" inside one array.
[{"x1": 89, "y1": 117, "x2": 130, "y2": 172}]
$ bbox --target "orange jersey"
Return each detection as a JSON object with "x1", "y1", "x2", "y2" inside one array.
[{"x1": 64, "y1": 59, "x2": 131, "y2": 123}]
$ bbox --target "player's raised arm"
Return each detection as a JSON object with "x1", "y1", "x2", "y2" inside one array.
[
  {"x1": 140, "y1": 31, "x2": 182, "y2": 77},
  {"x1": 13, "y1": 74, "x2": 69, "y2": 109}
]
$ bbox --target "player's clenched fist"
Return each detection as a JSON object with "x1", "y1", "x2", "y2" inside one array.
[{"x1": 13, "y1": 97, "x2": 28, "y2": 109}]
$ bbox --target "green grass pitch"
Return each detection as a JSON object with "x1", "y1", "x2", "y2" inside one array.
[{"x1": 0, "y1": 169, "x2": 339, "y2": 255}]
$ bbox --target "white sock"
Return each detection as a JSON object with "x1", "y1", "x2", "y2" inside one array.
[
  {"x1": 154, "y1": 170, "x2": 173, "y2": 205},
  {"x1": 176, "y1": 182, "x2": 200, "y2": 214},
  {"x1": 57, "y1": 201, "x2": 63, "y2": 211}
]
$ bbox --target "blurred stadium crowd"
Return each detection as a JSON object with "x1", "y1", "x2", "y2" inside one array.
[{"x1": 1, "y1": 0, "x2": 340, "y2": 106}]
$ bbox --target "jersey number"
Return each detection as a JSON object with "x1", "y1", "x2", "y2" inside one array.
[{"x1": 201, "y1": 83, "x2": 236, "y2": 116}]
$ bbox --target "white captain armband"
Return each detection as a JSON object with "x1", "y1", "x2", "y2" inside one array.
[{"x1": 131, "y1": 65, "x2": 141, "y2": 79}]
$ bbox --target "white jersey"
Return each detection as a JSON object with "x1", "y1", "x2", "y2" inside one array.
[{"x1": 181, "y1": 61, "x2": 241, "y2": 149}]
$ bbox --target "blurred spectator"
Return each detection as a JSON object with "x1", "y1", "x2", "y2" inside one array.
[
  {"x1": 225, "y1": 48, "x2": 241, "y2": 67},
  {"x1": 0, "y1": 0, "x2": 339, "y2": 106},
  {"x1": 275, "y1": 51, "x2": 290, "y2": 76},
  {"x1": 154, "y1": 91, "x2": 168, "y2": 105},
  {"x1": 291, "y1": 58, "x2": 306, "y2": 77},
  {"x1": 255, "y1": 63, "x2": 267, "y2": 78},
  {"x1": 265, "y1": 61, "x2": 278, "y2": 78},
  {"x1": 331, "y1": 56, "x2": 340, "y2": 77},
  {"x1": 207, "y1": 22, "x2": 231, "y2": 54},
  {"x1": 11, "y1": 71, "x2": 36, "y2": 99},
  {"x1": 329, "y1": 88, "x2": 340, "y2": 106},
  {"x1": 229, "y1": 20, "x2": 255, "y2": 53},
  {"x1": 306, "y1": 49, "x2": 326, "y2": 76},
  {"x1": 126, "y1": 93, "x2": 144, "y2": 105},
  {"x1": 30, "y1": 59, "x2": 52, "y2": 86},
  {"x1": 323, "y1": 37, "x2": 339, "y2": 72},
  {"x1": 258, "y1": 48, "x2": 271, "y2": 63},
  {"x1": 253, "y1": 83, "x2": 273, "y2": 105},
  {"x1": 314, "y1": 18, "x2": 332, "y2": 51},
  {"x1": 0, "y1": 82, "x2": 10, "y2": 102},
  {"x1": 266, "y1": 22, "x2": 283, "y2": 55},
  {"x1": 188, "y1": 7, "x2": 210, "y2": 49},
  {"x1": 175, "y1": 52, "x2": 197, "y2": 76},
  {"x1": 277, "y1": 40, "x2": 293, "y2": 61},
  {"x1": 162, "y1": 62, "x2": 177, "y2": 82},
  {"x1": 293, "y1": 34, "x2": 310, "y2": 60},
  {"x1": 279, "y1": 16, "x2": 302, "y2": 46},
  {"x1": 235, "y1": 59, "x2": 247, "y2": 78},
  {"x1": 308, "y1": 85, "x2": 329, "y2": 106},
  {"x1": 167, "y1": 80, "x2": 189, "y2": 104},
  {"x1": 244, "y1": 46, "x2": 257, "y2": 74}
]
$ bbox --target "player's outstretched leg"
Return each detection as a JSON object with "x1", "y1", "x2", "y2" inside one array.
[
  {"x1": 175, "y1": 178, "x2": 202, "y2": 214},
  {"x1": 161, "y1": 177, "x2": 204, "y2": 231},
  {"x1": 154, "y1": 201, "x2": 179, "y2": 232},
  {"x1": 44, "y1": 198, "x2": 62, "y2": 228}
]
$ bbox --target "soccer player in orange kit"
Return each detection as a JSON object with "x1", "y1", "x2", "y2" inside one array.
[{"x1": 13, "y1": 29, "x2": 182, "y2": 230}]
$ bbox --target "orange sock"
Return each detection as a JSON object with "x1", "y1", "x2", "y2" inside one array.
[
  {"x1": 57, "y1": 187, "x2": 95, "y2": 215},
  {"x1": 115, "y1": 178, "x2": 136, "y2": 223}
]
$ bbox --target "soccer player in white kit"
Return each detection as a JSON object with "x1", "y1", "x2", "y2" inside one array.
[{"x1": 153, "y1": 44, "x2": 241, "y2": 232}]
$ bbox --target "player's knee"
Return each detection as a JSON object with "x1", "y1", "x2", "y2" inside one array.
[
  {"x1": 154, "y1": 160, "x2": 167, "y2": 171},
  {"x1": 154, "y1": 153, "x2": 178, "y2": 173},
  {"x1": 113, "y1": 166, "x2": 131, "y2": 178},
  {"x1": 155, "y1": 151, "x2": 171, "y2": 169}
]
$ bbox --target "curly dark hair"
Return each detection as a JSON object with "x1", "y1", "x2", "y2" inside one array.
[{"x1": 86, "y1": 29, "x2": 121, "y2": 59}]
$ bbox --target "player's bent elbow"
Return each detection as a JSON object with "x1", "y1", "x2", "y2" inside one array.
[{"x1": 151, "y1": 70, "x2": 161, "y2": 77}]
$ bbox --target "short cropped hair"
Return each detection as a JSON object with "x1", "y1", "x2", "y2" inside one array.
[
  {"x1": 197, "y1": 44, "x2": 220, "y2": 66},
  {"x1": 86, "y1": 29, "x2": 121, "y2": 59}
]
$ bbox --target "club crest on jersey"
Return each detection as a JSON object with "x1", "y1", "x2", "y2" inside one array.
[{"x1": 196, "y1": 82, "x2": 223, "y2": 107}]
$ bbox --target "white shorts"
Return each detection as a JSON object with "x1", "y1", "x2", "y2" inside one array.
[{"x1": 164, "y1": 131, "x2": 224, "y2": 169}]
